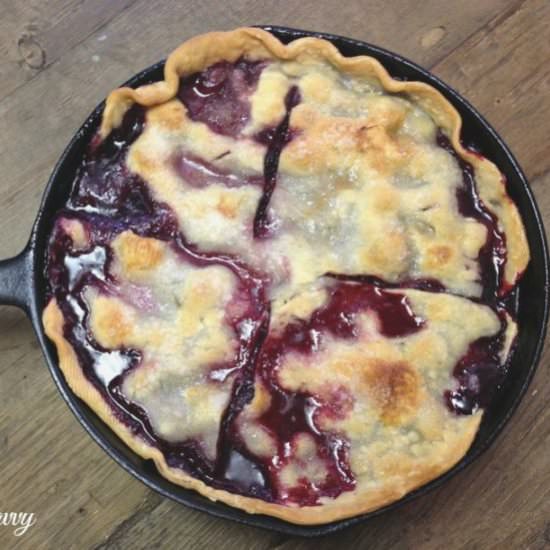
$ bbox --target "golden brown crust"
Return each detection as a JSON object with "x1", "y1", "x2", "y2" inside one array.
[
  {"x1": 44, "y1": 297, "x2": 479, "y2": 524},
  {"x1": 101, "y1": 27, "x2": 528, "y2": 285},
  {"x1": 363, "y1": 360, "x2": 420, "y2": 426},
  {"x1": 44, "y1": 282, "x2": 495, "y2": 524},
  {"x1": 43, "y1": 28, "x2": 528, "y2": 525}
]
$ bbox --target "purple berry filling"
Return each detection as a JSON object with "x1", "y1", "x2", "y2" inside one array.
[{"x1": 178, "y1": 59, "x2": 267, "y2": 138}]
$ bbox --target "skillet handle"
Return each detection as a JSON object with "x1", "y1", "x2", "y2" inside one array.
[{"x1": 0, "y1": 245, "x2": 33, "y2": 313}]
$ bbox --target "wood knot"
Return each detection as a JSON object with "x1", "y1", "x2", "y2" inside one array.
[
  {"x1": 420, "y1": 26, "x2": 446, "y2": 49},
  {"x1": 17, "y1": 34, "x2": 46, "y2": 70}
]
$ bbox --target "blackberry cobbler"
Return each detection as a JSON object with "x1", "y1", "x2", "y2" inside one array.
[{"x1": 43, "y1": 28, "x2": 529, "y2": 524}]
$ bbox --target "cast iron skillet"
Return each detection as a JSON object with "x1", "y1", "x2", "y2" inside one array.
[{"x1": 0, "y1": 26, "x2": 548, "y2": 536}]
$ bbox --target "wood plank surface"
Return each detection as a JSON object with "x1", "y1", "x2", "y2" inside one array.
[{"x1": 1, "y1": 1, "x2": 549, "y2": 549}]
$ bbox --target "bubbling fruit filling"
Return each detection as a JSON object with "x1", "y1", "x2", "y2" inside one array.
[
  {"x1": 178, "y1": 59, "x2": 267, "y2": 138},
  {"x1": 45, "y1": 58, "x2": 520, "y2": 506}
]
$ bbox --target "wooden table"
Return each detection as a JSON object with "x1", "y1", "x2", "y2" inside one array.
[{"x1": 1, "y1": 1, "x2": 549, "y2": 548}]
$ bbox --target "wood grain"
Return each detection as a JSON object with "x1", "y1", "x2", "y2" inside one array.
[
  {"x1": 1, "y1": 1, "x2": 549, "y2": 548},
  {"x1": 0, "y1": 1, "x2": 136, "y2": 100},
  {"x1": 432, "y1": 0, "x2": 550, "y2": 181}
]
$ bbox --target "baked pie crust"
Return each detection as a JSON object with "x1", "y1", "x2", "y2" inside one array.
[{"x1": 43, "y1": 28, "x2": 529, "y2": 524}]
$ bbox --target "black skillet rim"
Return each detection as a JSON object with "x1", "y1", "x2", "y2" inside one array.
[{"x1": 18, "y1": 26, "x2": 549, "y2": 537}]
